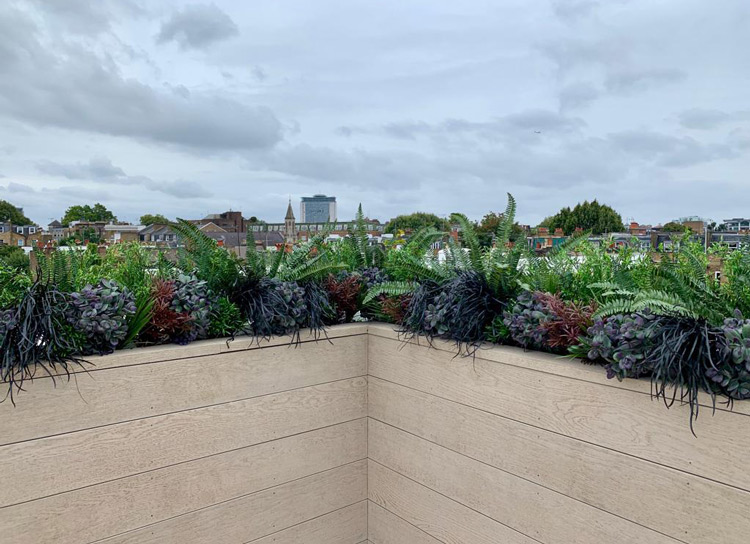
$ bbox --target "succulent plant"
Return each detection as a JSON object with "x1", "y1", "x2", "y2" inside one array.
[
  {"x1": 65, "y1": 279, "x2": 136, "y2": 355},
  {"x1": 269, "y1": 279, "x2": 308, "y2": 334},
  {"x1": 503, "y1": 291, "x2": 553, "y2": 350},
  {"x1": 706, "y1": 311, "x2": 750, "y2": 399},
  {"x1": 572, "y1": 310, "x2": 661, "y2": 380},
  {"x1": 360, "y1": 267, "x2": 389, "y2": 288},
  {"x1": 170, "y1": 273, "x2": 214, "y2": 343}
]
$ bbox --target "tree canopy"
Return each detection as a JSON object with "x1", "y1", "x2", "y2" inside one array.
[
  {"x1": 61, "y1": 203, "x2": 117, "y2": 226},
  {"x1": 476, "y1": 211, "x2": 526, "y2": 247},
  {"x1": 385, "y1": 212, "x2": 450, "y2": 234},
  {"x1": 661, "y1": 221, "x2": 690, "y2": 233},
  {"x1": 0, "y1": 200, "x2": 33, "y2": 225},
  {"x1": 538, "y1": 200, "x2": 624, "y2": 235},
  {"x1": 139, "y1": 214, "x2": 171, "y2": 226}
]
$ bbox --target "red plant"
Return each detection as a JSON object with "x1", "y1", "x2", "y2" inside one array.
[
  {"x1": 380, "y1": 294, "x2": 412, "y2": 325},
  {"x1": 324, "y1": 274, "x2": 362, "y2": 323},
  {"x1": 140, "y1": 279, "x2": 194, "y2": 344},
  {"x1": 537, "y1": 292, "x2": 596, "y2": 350}
]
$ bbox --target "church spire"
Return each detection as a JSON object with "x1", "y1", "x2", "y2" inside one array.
[{"x1": 285, "y1": 197, "x2": 295, "y2": 220}]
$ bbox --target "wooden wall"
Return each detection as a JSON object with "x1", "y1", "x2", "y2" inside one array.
[
  {"x1": 366, "y1": 324, "x2": 750, "y2": 544},
  {"x1": 3, "y1": 322, "x2": 749, "y2": 543},
  {"x1": 0, "y1": 324, "x2": 369, "y2": 544}
]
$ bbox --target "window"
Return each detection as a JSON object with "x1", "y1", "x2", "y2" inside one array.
[
  {"x1": 16, "y1": 227, "x2": 23, "y2": 234},
  {"x1": 17, "y1": 239, "x2": 24, "y2": 246}
]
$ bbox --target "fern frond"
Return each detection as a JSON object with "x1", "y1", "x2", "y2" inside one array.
[{"x1": 363, "y1": 281, "x2": 417, "y2": 304}]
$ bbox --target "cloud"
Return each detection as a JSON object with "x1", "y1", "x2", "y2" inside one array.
[
  {"x1": 559, "y1": 82, "x2": 600, "y2": 110},
  {"x1": 35, "y1": 157, "x2": 211, "y2": 199},
  {"x1": 551, "y1": 0, "x2": 600, "y2": 21},
  {"x1": 607, "y1": 130, "x2": 740, "y2": 167},
  {"x1": 604, "y1": 68, "x2": 686, "y2": 93},
  {"x1": 27, "y1": 0, "x2": 144, "y2": 35},
  {"x1": 0, "y1": 6, "x2": 281, "y2": 152},
  {"x1": 156, "y1": 4, "x2": 239, "y2": 50},
  {"x1": 678, "y1": 108, "x2": 750, "y2": 130}
]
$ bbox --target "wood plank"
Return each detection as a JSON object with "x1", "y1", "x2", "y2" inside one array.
[
  {"x1": 368, "y1": 502, "x2": 441, "y2": 544},
  {"x1": 0, "y1": 377, "x2": 367, "y2": 507},
  {"x1": 369, "y1": 334, "x2": 750, "y2": 491},
  {"x1": 249, "y1": 501, "x2": 367, "y2": 544},
  {"x1": 368, "y1": 460, "x2": 537, "y2": 544},
  {"x1": 0, "y1": 334, "x2": 366, "y2": 446},
  {"x1": 369, "y1": 377, "x2": 750, "y2": 544},
  {"x1": 0, "y1": 420, "x2": 366, "y2": 544},
  {"x1": 370, "y1": 419, "x2": 678, "y2": 544},
  {"x1": 97, "y1": 460, "x2": 368, "y2": 544},
  {"x1": 366, "y1": 323, "x2": 750, "y2": 417}
]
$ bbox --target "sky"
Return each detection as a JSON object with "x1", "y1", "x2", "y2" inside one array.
[{"x1": 0, "y1": 0, "x2": 749, "y2": 227}]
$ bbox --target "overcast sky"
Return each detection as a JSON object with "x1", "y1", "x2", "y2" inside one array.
[{"x1": 1, "y1": 0, "x2": 748, "y2": 226}]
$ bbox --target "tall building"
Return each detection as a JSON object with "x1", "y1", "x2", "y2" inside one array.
[{"x1": 300, "y1": 194, "x2": 336, "y2": 223}]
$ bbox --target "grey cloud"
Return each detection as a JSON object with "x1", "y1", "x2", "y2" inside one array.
[
  {"x1": 35, "y1": 157, "x2": 211, "y2": 199},
  {"x1": 0, "y1": 6, "x2": 281, "y2": 152},
  {"x1": 604, "y1": 68, "x2": 686, "y2": 93},
  {"x1": 608, "y1": 130, "x2": 739, "y2": 167},
  {"x1": 559, "y1": 82, "x2": 600, "y2": 110},
  {"x1": 678, "y1": 108, "x2": 750, "y2": 130},
  {"x1": 27, "y1": 0, "x2": 144, "y2": 35},
  {"x1": 552, "y1": 0, "x2": 600, "y2": 21},
  {"x1": 157, "y1": 4, "x2": 239, "y2": 50}
]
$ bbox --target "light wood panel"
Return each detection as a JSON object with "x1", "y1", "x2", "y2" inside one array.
[
  {"x1": 249, "y1": 501, "x2": 367, "y2": 544},
  {"x1": 0, "y1": 377, "x2": 367, "y2": 507},
  {"x1": 0, "y1": 334, "x2": 366, "y2": 446},
  {"x1": 369, "y1": 376, "x2": 750, "y2": 544},
  {"x1": 367, "y1": 323, "x2": 750, "y2": 417},
  {"x1": 369, "y1": 419, "x2": 679, "y2": 544},
  {"x1": 98, "y1": 460, "x2": 367, "y2": 544},
  {"x1": 369, "y1": 460, "x2": 537, "y2": 544},
  {"x1": 367, "y1": 502, "x2": 441, "y2": 544},
  {"x1": 368, "y1": 334, "x2": 750, "y2": 491},
  {"x1": 0, "y1": 420, "x2": 366, "y2": 544}
]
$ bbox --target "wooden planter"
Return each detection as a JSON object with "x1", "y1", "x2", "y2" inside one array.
[{"x1": 1, "y1": 323, "x2": 748, "y2": 543}]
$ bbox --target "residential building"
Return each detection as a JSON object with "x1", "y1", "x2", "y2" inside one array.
[
  {"x1": 300, "y1": 194, "x2": 336, "y2": 223},
  {"x1": 139, "y1": 224, "x2": 178, "y2": 246},
  {"x1": 723, "y1": 218, "x2": 750, "y2": 232},
  {"x1": 192, "y1": 211, "x2": 245, "y2": 233},
  {"x1": 66, "y1": 220, "x2": 108, "y2": 241},
  {"x1": 0, "y1": 222, "x2": 41, "y2": 248},
  {"x1": 104, "y1": 224, "x2": 143, "y2": 244},
  {"x1": 674, "y1": 216, "x2": 708, "y2": 234},
  {"x1": 47, "y1": 220, "x2": 65, "y2": 241}
]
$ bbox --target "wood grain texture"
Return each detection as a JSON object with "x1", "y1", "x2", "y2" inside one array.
[
  {"x1": 0, "y1": 377, "x2": 367, "y2": 507},
  {"x1": 249, "y1": 501, "x2": 367, "y2": 544},
  {"x1": 97, "y1": 460, "x2": 367, "y2": 544},
  {"x1": 0, "y1": 334, "x2": 366, "y2": 446},
  {"x1": 369, "y1": 460, "x2": 537, "y2": 544},
  {"x1": 371, "y1": 376, "x2": 750, "y2": 544},
  {"x1": 366, "y1": 323, "x2": 750, "y2": 417},
  {"x1": 369, "y1": 419, "x2": 679, "y2": 544},
  {"x1": 0, "y1": 420, "x2": 366, "y2": 544},
  {"x1": 367, "y1": 502, "x2": 441, "y2": 544},
  {"x1": 368, "y1": 334, "x2": 750, "y2": 491}
]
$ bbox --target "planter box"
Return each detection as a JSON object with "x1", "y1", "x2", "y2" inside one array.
[{"x1": 1, "y1": 323, "x2": 749, "y2": 544}]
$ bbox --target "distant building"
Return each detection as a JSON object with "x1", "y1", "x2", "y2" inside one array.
[
  {"x1": 674, "y1": 216, "x2": 708, "y2": 234},
  {"x1": 104, "y1": 224, "x2": 144, "y2": 244},
  {"x1": 192, "y1": 211, "x2": 245, "y2": 233},
  {"x1": 300, "y1": 194, "x2": 336, "y2": 223},
  {"x1": 723, "y1": 218, "x2": 750, "y2": 233}
]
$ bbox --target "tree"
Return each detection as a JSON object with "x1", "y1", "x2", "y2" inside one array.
[
  {"x1": 0, "y1": 200, "x2": 33, "y2": 225},
  {"x1": 476, "y1": 211, "x2": 526, "y2": 247},
  {"x1": 385, "y1": 212, "x2": 450, "y2": 234},
  {"x1": 61, "y1": 203, "x2": 117, "y2": 226},
  {"x1": 539, "y1": 200, "x2": 624, "y2": 235},
  {"x1": 140, "y1": 214, "x2": 171, "y2": 226},
  {"x1": 661, "y1": 221, "x2": 690, "y2": 233},
  {"x1": 0, "y1": 245, "x2": 29, "y2": 271}
]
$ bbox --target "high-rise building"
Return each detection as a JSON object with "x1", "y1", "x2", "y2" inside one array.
[{"x1": 300, "y1": 195, "x2": 336, "y2": 223}]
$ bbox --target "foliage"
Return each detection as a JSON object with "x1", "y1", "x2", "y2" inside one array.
[
  {"x1": 77, "y1": 243, "x2": 154, "y2": 299},
  {"x1": 208, "y1": 297, "x2": 246, "y2": 338},
  {"x1": 34, "y1": 248, "x2": 101, "y2": 292},
  {"x1": 0, "y1": 245, "x2": 30, "y2": 271},
  {"x1": 170, "y1": 274, "x2": 214, "y2": 343},
  {"x1": 173, "y1": 219, "x2": 242, "y2": 294},
  {"x1": 720, "y1": 245, "x2": 750, "y2": 317},
  {"x1": 65, "y1": 279, "x2": 136, "y2": 355},
  {"x1": 339, "y1": 203, "x2": 385, "y2": 269},
  {"x1": 140, "y1": 279, "x2": 195, "y2": 346},
  {"x1": 140, "y1": 214, "x2": 171, "y2": 226},
  {"x1": 385, "y1": 212, "x2": 450, "y2": 234},
  {"x1": 539, "y1": 200, "x2": 624, "y2": 235},
  {"x1": 503, "y1": 291, "x2": 551, "y2": 350},
  {"x1": 476, "y1": 211, "x2": 525, "y2": 247},
  {"x1": 0, "y1": 200, "x2": 33, "y2": 224},
  {"x1": 0, "y1": 281, "x2": 86, "y2": 404},
  {"x1": 661, "y1": 221, "x2": 690, "y2": 233},
  {"x1": 0, "y1": 263, "x2": 31, "y2": 308},
  {"x1": 324, "y1": 273, "x2": 362, "y2": 323},
  {"x1": 708, "y1": 311, "x2": 750, "y2": 400},
  {"x1": 538, "y1": 293, "x2": 595, "y2": 350},
  {"x1": 61, "y1": 203, "x2": 117, "y2": 226},
  {"x1": 571, "y1": 311, "x2": 662, "y2": 380}
]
